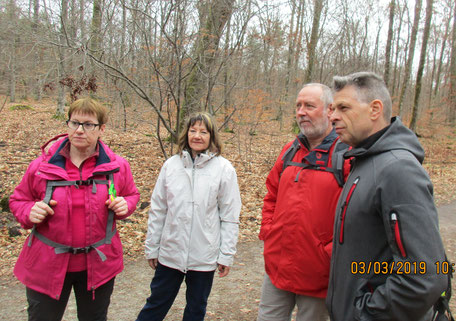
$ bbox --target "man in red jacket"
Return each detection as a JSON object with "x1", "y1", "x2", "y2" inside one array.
[{"x1": 257, "y1": 83, "x2": 348, "y2": 321}]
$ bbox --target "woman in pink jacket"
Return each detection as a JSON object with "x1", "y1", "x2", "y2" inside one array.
[{"x1": 10, "y1": 97, "x2": 140, "y2": 321}]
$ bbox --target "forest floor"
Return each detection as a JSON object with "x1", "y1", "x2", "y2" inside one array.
[{"x1": 0, "y1": 97, "x2": 455, "y2": 320}]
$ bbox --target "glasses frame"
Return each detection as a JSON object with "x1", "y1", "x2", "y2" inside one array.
[{"x1": 66, "y1": 120, "x2": 101, "y2": 131}]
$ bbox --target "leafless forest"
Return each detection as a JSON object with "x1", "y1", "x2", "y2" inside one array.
[
  {"x1": 1, "y1": 4, "x2": 456, "y2": 314},
  {"x1": 1, "y1": 0, "x2": 456, "y2": 155}
]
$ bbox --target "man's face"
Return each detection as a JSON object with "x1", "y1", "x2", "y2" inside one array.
[
  {"x1": 295, "y1": 86, "x2": 330, "y2": 141},
  {"x1": 330, "y1": 86, "x2": 373, "y2": 147}
]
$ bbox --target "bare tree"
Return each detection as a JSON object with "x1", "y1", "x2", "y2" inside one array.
[
  {"x1": 384, "y1": 0, "x2": 395, "y2": 87},
  {"x1": 7, "y1": 0, "x2": 18, "y2": 102},
  {"x1": 56, "y1": 0, "x2": 68, "y2": 116},
  {"x1": 304, "y1": 0, "x2": 323, "y2": 83},
  {"x1": 449, "y1": 3, "x2": 456, "y2": 124},
  {"x1": 90, "y1": 0, "x2": 102, "y2": 55},
  {"x1": 183, "y1": 0, "x2": 235, "y2": 117},
  {"x1": 409, "y1": 0, "x2": 433, "y2": 132},
  {"x1": 397, "y1": 0, "x2": 422, "y2": 117},
  {"x1": 391, "y1": 1, "x2": 405, "y2": 98},
  {"x1": 285, "y1": 0, "x2": 297, "y2": 96},
  {"x1": 433, "y1": 9, "x2": 451, "y2": 97}
]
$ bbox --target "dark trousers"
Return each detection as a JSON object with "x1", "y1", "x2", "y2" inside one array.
[
  {"x1": 26, "y1": 271, "x2": 115, "y2": 321},
  {"x1": 136, "y1": 263, "x2": 215, "y2": 321}
]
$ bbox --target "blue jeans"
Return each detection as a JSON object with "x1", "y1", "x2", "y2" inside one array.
[{"x1": 136, "y1": 262, "x2": 215, "y2": 321}]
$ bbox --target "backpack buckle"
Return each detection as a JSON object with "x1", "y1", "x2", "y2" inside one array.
[
  {"x1": 71, "y1": 247, "x2": 91, "y2": 254},
  {"x1": 75, "y1": 179, "x2": 93, "y2": 186}
]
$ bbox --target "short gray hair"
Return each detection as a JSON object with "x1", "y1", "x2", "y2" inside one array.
[
  {"x1": 301, "y1": 83, "x2": 333, "y2": 109},
  {"x1": 332, "y1": 72, "x2": 392, "y2": 120}
]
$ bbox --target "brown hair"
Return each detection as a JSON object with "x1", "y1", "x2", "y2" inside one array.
[
  {"x1": 68, "y1": 97, "x2": 108, "y2": 125},
  {"x1": 177, "y1": 112, "x2": 222, "y2": 156}
]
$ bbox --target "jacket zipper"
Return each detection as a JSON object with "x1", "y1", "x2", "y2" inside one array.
[
  {"x1": 184, "y1": 157, "x2": 197, "y2": 273},
  {"x1": 79, "y1": 161, "x2": 96, "y2": 299},
  {"x1": 390, "y1": 213, "x2": 407, "y2": 258},
  {"x1": 339, "y1": 177, "x2": 359, "y2": 244}
]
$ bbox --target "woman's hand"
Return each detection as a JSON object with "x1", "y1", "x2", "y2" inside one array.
[
  {"x1": 217, "y1": 264, "x2": 230, "y2": 277},
  {"x1": 29, "y1": 200, "x2": 57, "y2": 224},
  {"x1": 148, "y1": 258, "x2": 158, "y2": 270},
  {"x1": 106, "y1": 196, "x2": 128, "y2": 217}
]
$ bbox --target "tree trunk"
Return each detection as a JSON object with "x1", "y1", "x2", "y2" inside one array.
[
  {"x1": 294, "y1": 0, "x2": 304, "y2": 87},
  {"x1": 285, "y1": 0, "x2": 297, "y2": 96},
  {"x1": 8, "y1": 0, "x2": 17, "y2": 102},
  {"x1": 391, "y1": 2, "x2": 404, "y2": 98},
  {"x1": 183, "y1": 0, "x2": 235, "y2": 118},
  {"x1": 449, "y1": 7, "x2": 456, "y2": 125},
  {"x1": 304, "y1": 0, "x2": 323, "y2": 83},
  {"x1": 409, "y1": 0, "x2": 433, "y2": 132},
  {"x1": 9, "y1": 43, "x2": 16, "y2": 103},
  {"x1": 223, "y1": 12, "x2": 232, "y2": 129},
  {"x1": 434, "y1": 8, "x2": 452, "y2": 97},
  {"x1": 79, "y1": 0, "x2": 85, "y2": 41},
  {"x1": 384, "y1": 0, "x2": 395, "y2": 87},
  {"x1": 56, "y1": 0, "x2": 68, "y2": 115},
  {"x1": 90, "y1": 0, "x2": 102, "y2": 56},
  {"x1": 397, "y1": 0, "x2": 422, "y2": 117},
  {"x1": 32, "y1": 0, "x2": 42, "y2": 100}
]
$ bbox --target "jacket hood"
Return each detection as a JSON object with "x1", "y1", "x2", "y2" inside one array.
[{"x1": 345, "y1": 117, "x2": 425, "y2": 164}]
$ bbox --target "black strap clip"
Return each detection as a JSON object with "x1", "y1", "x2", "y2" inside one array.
[
  {"x1": 75, "y1": 179, "x2": 93, "y2": 186},
  {"x1": 71, "y1": 246, "x2": 92, "y2": 254}
]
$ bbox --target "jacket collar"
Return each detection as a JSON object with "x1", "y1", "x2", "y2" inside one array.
[
  {"x1": 300, "y1": 129, "x2": 339, "y2": 167},
  {"x1": 181, "y1": 150, "x2": 216, "y2": 168},
  {"x1": 47, "y1": 138, "x2": 112, "y2": 170}
]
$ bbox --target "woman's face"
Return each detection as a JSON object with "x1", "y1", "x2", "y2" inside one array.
[
  {"x1": 67, "y1": 112, "x2": 105, "y2": 153},
  {"x1": 188, "y1": 121, "x2": 210, "y2": 157}
]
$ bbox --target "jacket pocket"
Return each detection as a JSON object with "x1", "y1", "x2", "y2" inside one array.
[
  {"x1": 390, "y1": 212, "x2": 407, "y2": 258},
  {"x1": 339, "y1": 177, "x2": 359, "y2": 244}
]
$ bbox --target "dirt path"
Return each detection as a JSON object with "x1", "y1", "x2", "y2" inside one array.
[{"x1": 1, "y1": 201, "x2": 455, "y2": 321}]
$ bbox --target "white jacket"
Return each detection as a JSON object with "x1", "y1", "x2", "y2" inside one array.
[{"x1": 145, "y1": 150, "x2": 242, "y2": 272}]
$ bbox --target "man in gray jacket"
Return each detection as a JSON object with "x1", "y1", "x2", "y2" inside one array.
[{"x1": 326, "y1": 71, "x2": 448, "y2": 321}]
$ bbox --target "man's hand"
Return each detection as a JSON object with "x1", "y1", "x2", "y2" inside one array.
[
  {"x1": 106, "y1": 196, "x2": 128, "y2": 217},
  {"x1": 29, "y1": 200, "x2": 57, "y2": 224},
  {"x1": 217, "y1": 264, "x2": 230, "y2": 277}
]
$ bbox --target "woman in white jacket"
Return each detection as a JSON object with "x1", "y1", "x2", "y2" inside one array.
[{"x1": 136, "y1": 112, "x2": 242, "y2": 321}]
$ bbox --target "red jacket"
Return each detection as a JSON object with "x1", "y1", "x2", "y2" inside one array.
[
  {"x1": 259, "y1": 130, "x2": 348, "y2": 298},
  {"x1": 10, "y1": 135, "x2": 140, "y2": 299}
]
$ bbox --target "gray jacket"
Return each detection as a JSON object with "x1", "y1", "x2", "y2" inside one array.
[{"x1": 326, "y1": 117, "x2": 448, "y2": 321}]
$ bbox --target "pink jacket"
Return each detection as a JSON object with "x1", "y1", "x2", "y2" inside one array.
[{"x1": 10, "y1": 134, "x2": 140, "y2": 299}]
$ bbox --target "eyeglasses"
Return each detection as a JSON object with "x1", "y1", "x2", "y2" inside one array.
[{"x1": 66, "y1": 120, "x2": 101, "y2": 131}]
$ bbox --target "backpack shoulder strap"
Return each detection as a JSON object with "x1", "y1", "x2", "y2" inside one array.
[
  {"x1": 28, "y1": 173, "x2": 117, "y2": 262},
  {"x1": 281, "y1": 137, "x2": 301, "y2": 173},
  {"x1": 330, "y1": 138, "x2": 349, "y2": 187}
]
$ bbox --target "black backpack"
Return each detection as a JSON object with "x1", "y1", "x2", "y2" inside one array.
[
  {"x1": 432, "y1": 257, "x2": 454, "y2": 321},
  {"x1": 280, "y1": 133, "x2": 348, "y2": 187}
]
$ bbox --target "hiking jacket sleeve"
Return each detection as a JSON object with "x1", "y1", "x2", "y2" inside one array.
[
  {"x1": 144, "y1": 161, "x2": 168, "y2": 260},
  {"x1": 354, "y1": 154, "x2": 447, "y2": 320},
  {"x1": 217, "y1": 162, "x2": 241, "y2": 267},
  {"x1": 114, "y1": 157, "x2": 140, "y2": 220},
  {"x1": 9, "y1": 158, "x2": 43, "y2": 229},
  {"x1": 259, "y1": 143, "x2": 289, "y2": 241}
]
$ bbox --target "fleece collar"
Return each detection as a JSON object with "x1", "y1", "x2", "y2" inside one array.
[
  {"x1": 47, "y1": 138, "x2": 112, "y2": 170},
  {"x1": 299, "y1": 129, "x2": 339, "y2": 167}
]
